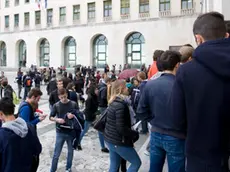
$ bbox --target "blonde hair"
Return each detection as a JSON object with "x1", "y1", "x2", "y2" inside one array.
[{"x1": 108, "y1": 80, "x2": 126, "y2": 104}]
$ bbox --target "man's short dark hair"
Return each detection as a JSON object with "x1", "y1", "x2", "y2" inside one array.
[
  {"x1": 226, "y1": 21, "x2": 230, "y2": 34},
  {"x1": 28, "y1": 88, "x2": 43, "y2": 99},
  {"x1": 159, "y1": 50, "x2": 181, "y2": 71},
  {"x1": 153, "y1": 50, "x2": 164, "y2": 61},
  {"x1": 0, "y1": 97, "x2": 15, "y2": 115},
  {"x1": 58, "y1": 88, "x2": 67, "y2": 95},
  {"x1": 193, "y1": 12, "x2": 226, "y2": 41}
]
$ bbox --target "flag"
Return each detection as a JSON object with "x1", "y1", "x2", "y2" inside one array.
[
  {"x1": 37, "y1": 0, "x2": 41, "y2": 9},
  {"x1": 45, "y1": 0, "x2": 47, "y2": 8}
]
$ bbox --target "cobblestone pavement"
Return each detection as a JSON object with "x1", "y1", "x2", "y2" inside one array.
[{"x1": 3, "y1": 71, "x2": 149, "y2": 172}]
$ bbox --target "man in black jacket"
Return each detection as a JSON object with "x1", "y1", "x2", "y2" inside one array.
[
  {"x1": 137, "y1": 51, "x2": 182, "y2": 172},
  {"x1": 47, "y1": 74, "x2": 57, "y2": 95},
  {"x1": 170, "y1": 12, "x2": 230, "y2": 172},
  {"x1": 49, "y1": 80, "x2": 64, "y2": 111},
  {"x1": 97, "y1": 77, "x2": 111, "y2": 153}
]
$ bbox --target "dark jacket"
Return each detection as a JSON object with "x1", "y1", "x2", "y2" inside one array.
[
  {"x1": 46, "y1": 78, "x2": 57, "y2": 95},
  {"x1": 136, "y1": 74, "x2": 185, "y2": 139},
  {"x1": 170, "y1": 38, "x2": 230, "y2": 166},
  {"x1": 74, "y1": 78, "x2": 84, "y2": 94},
  {"x1": 3, "y1": 85, "x2": 13, "y2": 101},
  {"x1": 84, "y1": 93, "x2": 98, "y2": 121},
  {"x1": 104, "y1": 97, "x2": 139, "y2": 147},
  {"x1": 68, "y1": 90, "x2": 79, "y2": 106},
  {"x1": 0, "y1": 118, "x2": 42, "y2": 172},
  {"x1": 98, "y1": 82, "x2": 108, "y2": 107},
  {"x1": 49, "y1": 89, "x2": 60, "y2": 106}
]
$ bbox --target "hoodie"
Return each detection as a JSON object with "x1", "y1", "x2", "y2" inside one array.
[
  {"x1": 0, "y1": 117, "x2": 42, "y2": 172},
  {"x1": 3, "y1": 85, "x2": 13, "y2": 101},
  {"x1": 170, "y1": 38, "x2": 230, "y2": 167}
]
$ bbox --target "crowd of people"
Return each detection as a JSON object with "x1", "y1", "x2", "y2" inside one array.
[{"x1": 0, "y1": 11, "x2": 230, "y2": 172}]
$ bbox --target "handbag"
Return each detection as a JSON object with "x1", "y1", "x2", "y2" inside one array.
[{"x1": 93, "y1": 109, "x2": 108, "y2": 133}]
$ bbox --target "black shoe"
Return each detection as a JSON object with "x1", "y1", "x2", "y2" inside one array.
[
  {"x1": 101, "y1": 148, "x2": 109, "y2": 153},
  {"x1": 77, "y1": 145, "x2": 82, "y2": 151},
  {"x1": 19, "y1": 96, "x2": 22, "y2": 99}
]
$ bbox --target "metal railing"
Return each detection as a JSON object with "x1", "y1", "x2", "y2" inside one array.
[{"x1": 139, "y1": 12, "x2": 150, "y2": 18}]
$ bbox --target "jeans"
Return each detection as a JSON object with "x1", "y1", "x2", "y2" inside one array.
[
  {"x1": 79, "y1": 121, "x2": 92, "y2": 144},
  {"x1": 24, "y1": 87, "x2": 31, "y2": 100},
  {"x1": 98, "y1": 107, "x2": 107, "y2": 149},
  {"x1": 50, "y1": 132, "x2": 74, "y2": 172},
  {"x1": 150, "y1": 132, "x2": 186, "y2": 172},
  {"x1": 106, "y1": 142, "x2": 141, "y2": 172}
]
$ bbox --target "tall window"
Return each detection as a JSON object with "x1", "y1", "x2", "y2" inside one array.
[
  {"x1": 5, "y1": 16, "x2": 9, "y2": 28},
  {"x1": 73, "y1": 5, "x2": 80, "y2": 21},
  {"x1": 159, "y1": 0, "x2": 170, "y2": 11},
  {"x1": 64, "y1": 37, "x2": 76, "y2": 67},
  {"x1": 47, "y1": 9, "x2": 53, "y2": 26},
  {"x1": 121, "y1": 0, "x2": 130, "y2": 15},
  {"x1": 19, "y1": 40, "x2": 27, "y2": 67},
  {"x1": 126, "y1": 32, "x2": 145, "y2": 68},
  {"x1": 14, "y1": 14, "x2": 19, "y2": 27},
  {"x1": 104, "y1": 0, "x2": 112, "y2": 17},
  {"x1": 0, "y1": 42, "x2": 7, "y2": 67},
  {"x1": 139, "y1": 0, "x2": 149, "y2": 13},
  {"x1": 59, "y1": 7, "x2": 66, "y2": 23},
  {"x1": 35, "y1": 11, "x2": 41, "y2": 25},
  {"x1": 24, "y1": 12, "x2": 30, "y2": 26},
  {"x1": 25, "y1": 0, "x2": 29, "y2": 3},
  {"x1": 88, "y1": 2, "x2": 96, "y2": 19},
  {"x1": 40, "y1": 39, "x2": 50, "y2": 66},
  {"x1": 93, "y1": 35, "x2": 108, "y2": 68},
  {"x1": 15, "y1": 0, "x2": 19, "y2": 6},
  {"x1": 181, "y1": 0, "x2": 193, "y2": 9},
  {"x1": 5, "y1": 0, "x2": 10, "y2": 7}
]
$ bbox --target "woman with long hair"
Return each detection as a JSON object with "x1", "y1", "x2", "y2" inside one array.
[
  {"x1": 78, "y1": 85, "x2": 99, "y2": 150},
  {"x1": 104, "y1": 80, "x2": 141, "y2": 172}
]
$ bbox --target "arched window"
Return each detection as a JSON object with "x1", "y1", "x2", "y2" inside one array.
[
  {"x1": 19, "y1": 40, "x2": 27, "y2": 67},
  {"x1": 40, "y1": 39, "x2": 50, "y2": 67},
  {"x1": 93, "y1": 35, "x2": 108, "y2": 68},
  {"x1": 64, "y1": 37, "x2": 76, "y2": 67},
  {"x1": 126, "y1": 32, "x2": 145, "y2": 68},
  {"x1": 0, "y1": 42, "x2": 6, "y2": 66}
]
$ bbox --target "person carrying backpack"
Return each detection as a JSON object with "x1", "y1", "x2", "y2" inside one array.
[
  {"x1": 23, "y1": 73, "x2": 33, "y2": 100},
  {"x1": 18, "y1": 88, "x2": 46, "y2": 172}
]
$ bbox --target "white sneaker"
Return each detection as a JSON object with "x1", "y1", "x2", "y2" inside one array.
[{"x1": 144, "y1": 150, "x2": 150, "y2": 156}]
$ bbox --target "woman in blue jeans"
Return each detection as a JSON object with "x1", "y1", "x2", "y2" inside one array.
[
  {"x1": 104, "y1": 80, "x2": 141, "y2": 172},
  {"x1": 78, "y1": 84, "x2": 98, "y2": 150}
]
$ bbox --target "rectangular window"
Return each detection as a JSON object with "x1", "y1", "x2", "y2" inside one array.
[
  {"x1": 15, "y1": 0, "x2": 19, "y2": 6},
  {"x1": 181, "y1": 0, "x2": 193, "y2": 9},
  {"x1": 88, "y1": 2, "x2": 96, "y2": 19},
  {"x1": 25, "y1": 0, "x2": 29, "y2": 3},
  {"x1": 73, "y1": 5, "x2": 80, "y2": 20},
  {"x1": 104, "y1": 0, "x2": 112, "y2": 17},
  {"x1": 35, "y1": 11, "x2": 41, "y2": 25},
  {"x1": 59, "y1": 7, "x2": 66, "y2": 22},
  {"x1": 47, "y1": 9, "x2": 53, "y2": 25},
  {"x1": 139, "y1": 0, "x2": 149, "y2": 13},
  {"x1": 5, "y1": 16, "x2": 9, "y2": 28},
  {"x1": 5, "y1": 0, "x2": 10, "y2": 7},
  {"x1": 159, "y1": 0, "x2": 170, "y2": 11},
  {"x1": 24, "y1": 12, "x2": 30, "y2": 26},
  {"x1": 121, "y1": 0, "x2": 130, "y2": 15},
  {"x1": 14, "y1": 14, "x2": 19, "y2": 27}
]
